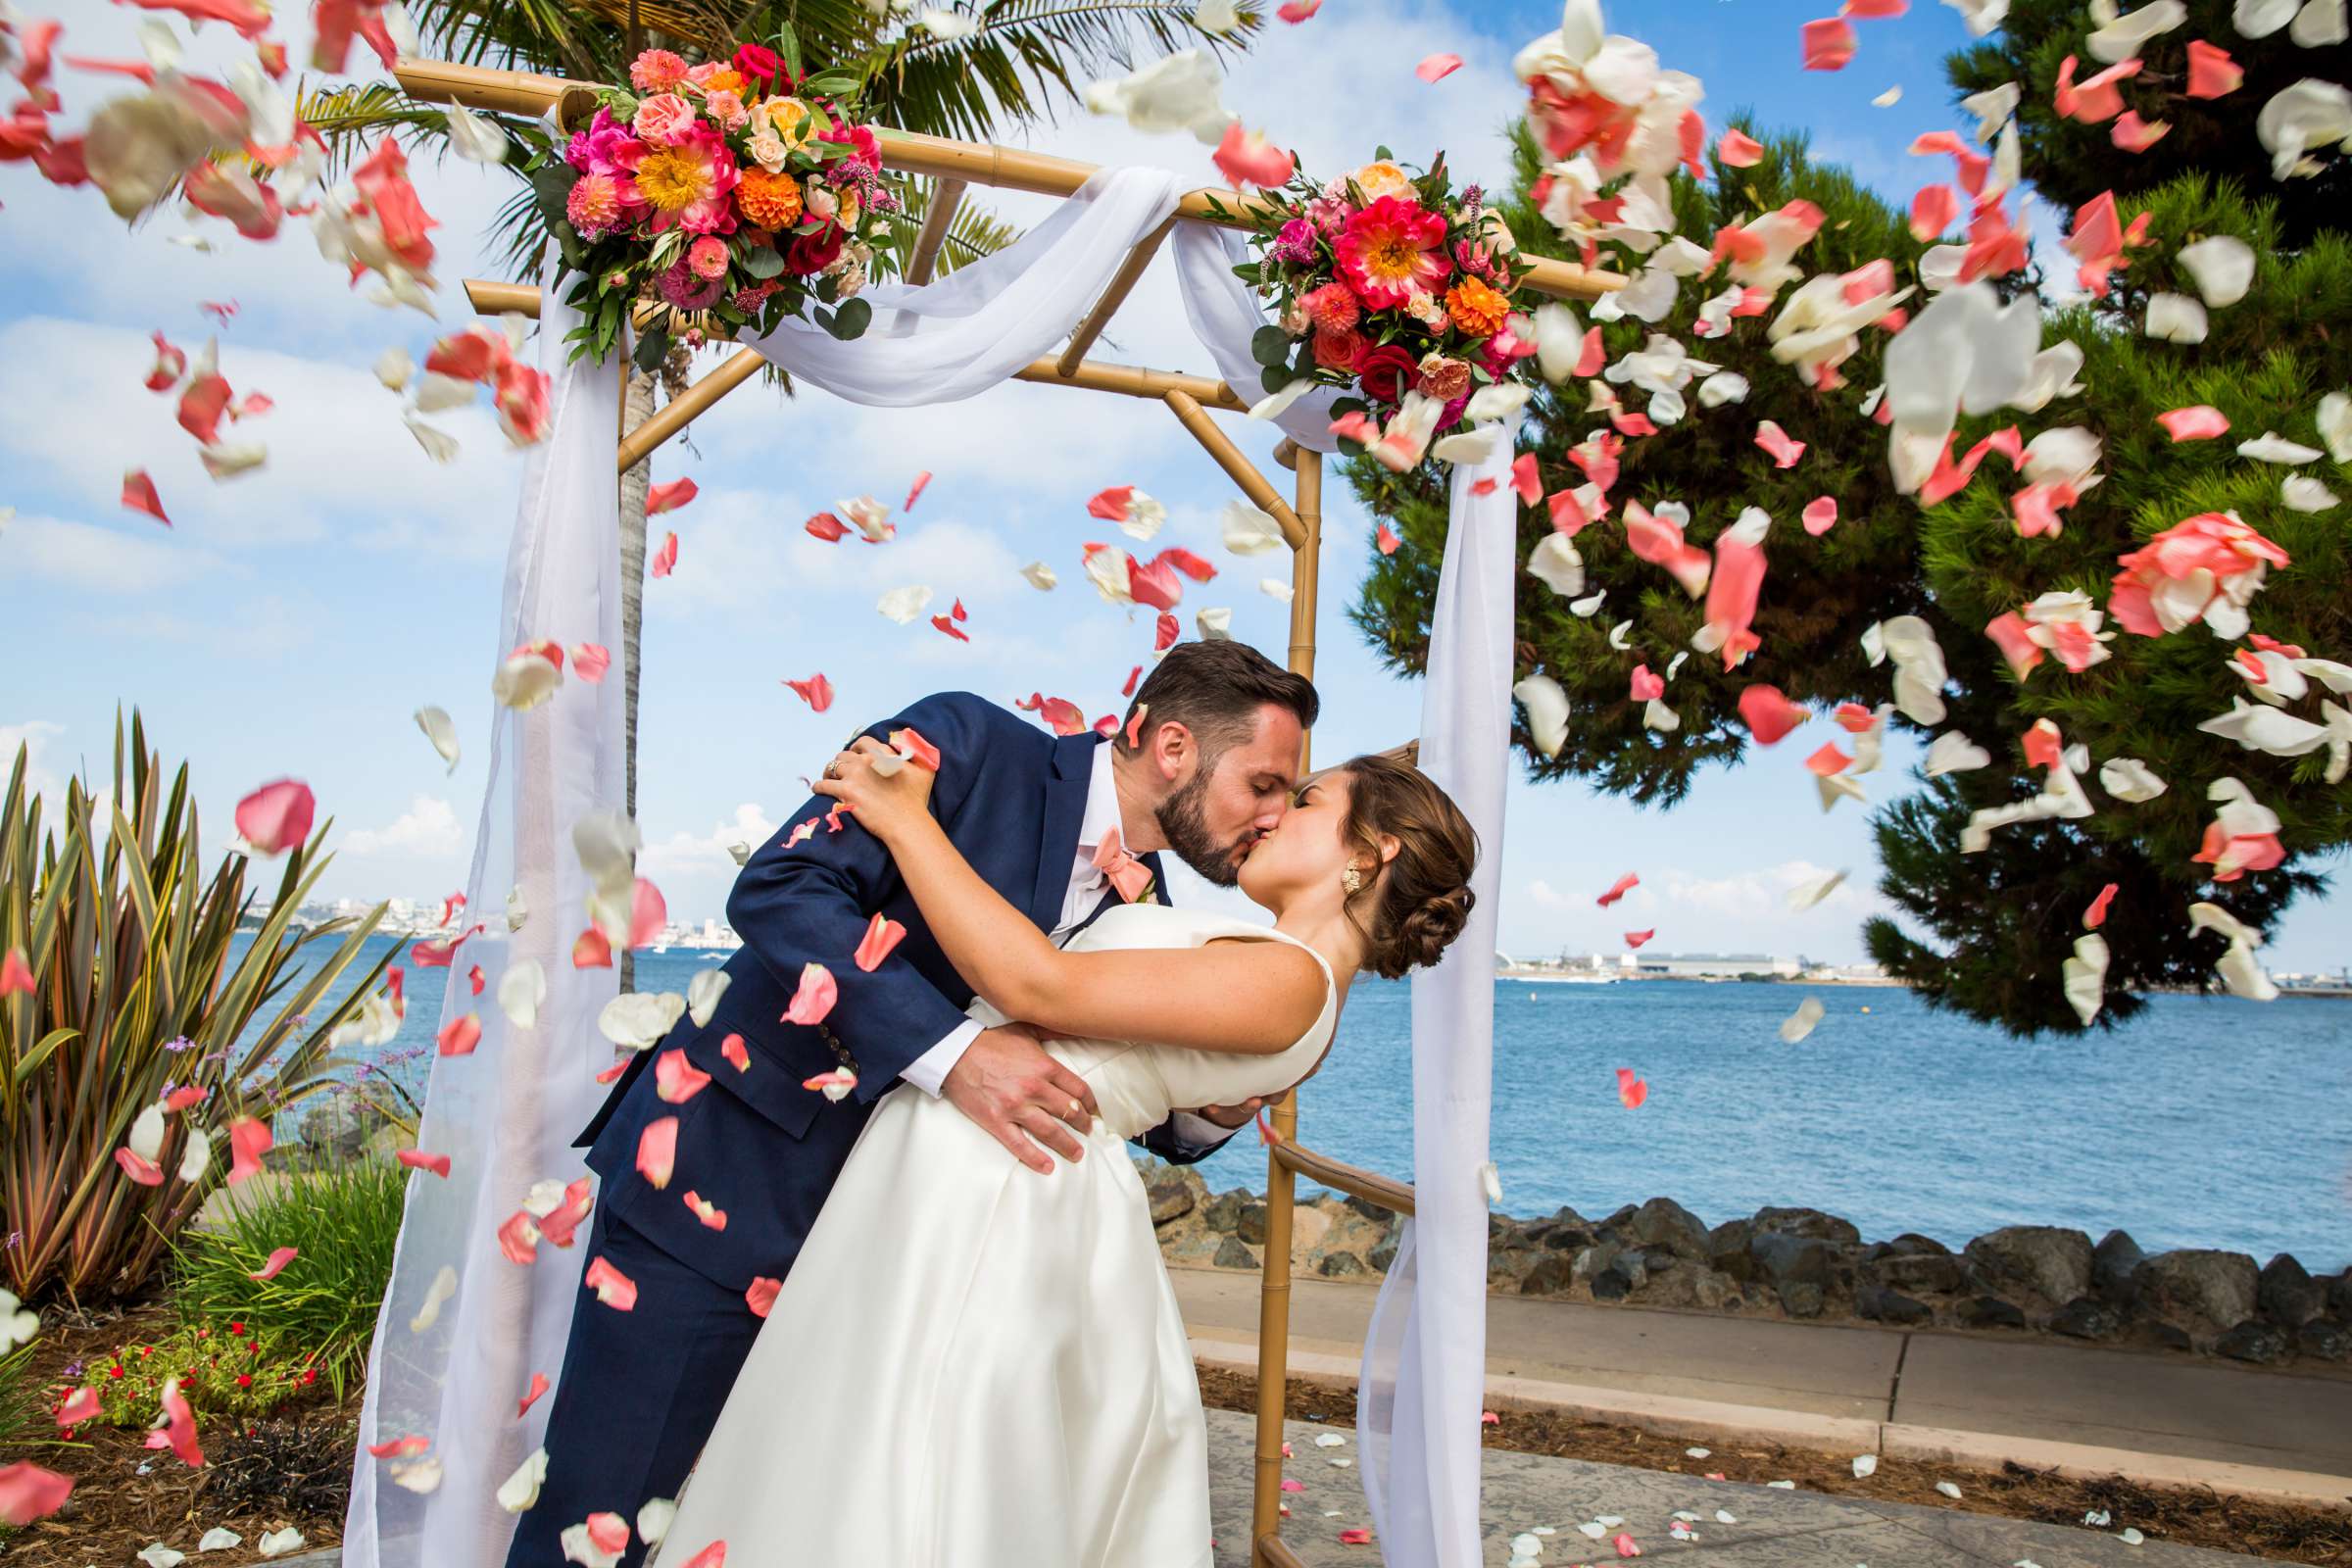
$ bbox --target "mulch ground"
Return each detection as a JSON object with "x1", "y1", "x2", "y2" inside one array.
[
  {"x1": 3, "y1": 1301, "x2": 354, "y2": 1568},
  {"x1": 1198, "y1": 1366, "x2": 2352, "y2": 1567}
]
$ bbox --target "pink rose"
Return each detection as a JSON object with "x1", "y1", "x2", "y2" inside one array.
[
  {"x1": 703, "y1": 89, "x2": 750, "y2": 131},
  {"x1": 631, "y1": 93, "x2": 697, "y2": 146},
  {"x1": 683, "y1": 61, "x2": 720, "y2": 91},
  {"x1": 688, "y1": 234, "x2": 730, "y2": 280}
]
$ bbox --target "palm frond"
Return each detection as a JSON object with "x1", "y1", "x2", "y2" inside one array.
[
  {"x1": 864, "y1": 0, "x2": 1262, "y2": 142},
  {"x1": 870, "y1": 172, "x2": 1024, "y2": 282}
]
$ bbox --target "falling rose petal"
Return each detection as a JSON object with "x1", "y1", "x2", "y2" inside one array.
[
  {"x1": 1625, "y1": 929, "x2": 1655, "y2": 948},
  {"x1": 56, "y1": 1386, "x2": 103, "y2": 1428},
  {"x1": 649, "y1": 531, "x2": 677, "y2": 579},
  {"x1": 0, "y1": 1462, "x2": 75, "y2": 1525},
  {"x1": 248, "y1": 1246, "x2": 298, "y2": 1281},
  {"x1": 1801, "y1": 497, "x2": 1838, "y2": 535},
  {"x1": 1738, "y1": 685, "x2": 1807, "y2": 745},
  {"x1": 2158, "y1": 406, "x2": 2230, "y2": 441},
  {"x1": 1213, "y1": 121, "x2": 1294, "y2": 188},
  {"x1": 1801, "y1": 17, "x2": 1857, "y2": 69},
  {"x1": 2063, "y1": 932, "x2": 2110, "y2": 1025},
  {"x1": 1414, "y1": 52, "x2": 1463, "y2": 83},
  {"x1": 806, "y1": 511, "x2": 847, "y2": 542},
  {"x1": 1873, "y1": 84, "x2": 1904, "y2": 105},
  {"x1": 784, "y1": 672, "x2": 834, "y2": 712},
  {"x1": 466, "y1": 962, "x2": 486, "y2": 997},
  {"x1": 803, "y1": 1068, "x2": 858, "y2": 1102},
  {"x1": 437, "y1": 1012, "x2": 482, "y2": 1057},
  {"x1": 931, "y1": 612, "x2": 971, "y2": 643},
  {"x1": 877, "y1": 584, "x2": 934, "y2": 624},
  {"x1": 1339, "y1": 1529, "x2": 1374, "y2": 1545},
  {"x1": 1514, "y1": 674, "x2": 1570, "y2": 758},
  {"x1": 854, "y1": 913, "x2": 906, "y2": 972},
  {"x1": 226, "y1": 1116, "x2": 271, "y2": 1185},
  {"x1": 721, "y1": 1033, "x2": 750, "y2": 1072},
  {"x1": 1596, "y1": 872, "x2": 1640, "y2": 907},
  {"x1": 583, "y1": 1256, "x2": 638, "y2": 1310},
  {"x1": 116, "y1": 1147, "x2": 166, "y2": 1186},
  {"x1": 783, "y1": 962, "x2": 838, "y2": 1026},
  {"x1": 2185, "y1": 39, "x2": 2242, "y2": 97},
  {"x1": 414, "y1": 706, "x2": 461, "y2": 772},
  {"x1": 150, "y1": 1376, "x2": 204, "y2": 1467},
  {"x1": 1788, "y1": 869, "x2": 1848, "y2": 909},
  {"x1": 646, "y1": 477, "x2": 698, "y2": 515},
  {"x1": 1780, "y1": 995, "x2": 1826, "y2": 1042},
  {"x1": 629, "y1": 878, "x2": 668, "y2": 950},
  {"x1": 130, "y1": 1103, "x2": 169, "y2": 1158},
  {"x1": 499, "y1": 957, "x2": 547, "y2": 1029},
  {"x1": 1718, "y1": 127, "x2": 1765, "y2": 167},
  {"x1": 571, "y1": 644, "x2": 612, "y2": 682},
  {"x1": 397, "y1": 1148, "x2": 453, "y2": 1178},
  {"x1": 656, "y1": 1048, "x2": 711, "y2": 1104},
  {"x1": 1376, "y1": 522, "x2": 1401, "y2": 556},
  {"x1": 746, "y1": 1275, "x2": 782, "y2": 1317},
  {"x1": 2177, "y1": 234, "x2": 2255, "y2": 306},
  {"x1": 0, "y1": 949, "x2": 31, "y2": 997},
  {"x1": 234, "y1": 778, "x2": 315, "y2": 856},
  {"x1": 636, "y1": 1116, "x2": 677, "y2": 1190},
  {"x1": 891, "y1": 725, "x2": 944, "y2": 772},
  {"x1": 1615, "y1": 1067, "x2": 1647, "y2": 1108},
  {"x1": 1021, "y1": 562, "x2": 1058, "y2": 590},
  {"x1": 492, "y1": 641, "x2": 564, "y2": 710},
  {"x1": 1754, "y1": 419, "x2": 1806, "y2": 467},
  {"x1": 2084, "y1": 882, "x2": 2120, "y2": 929},
  {"x1": 1909, "y1": 182, "x2": 1958, "y2": 241}
]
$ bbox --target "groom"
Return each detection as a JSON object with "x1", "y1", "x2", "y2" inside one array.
[{"x1": 511, "y1": 639, "x2": 1321, "y2": 1566}]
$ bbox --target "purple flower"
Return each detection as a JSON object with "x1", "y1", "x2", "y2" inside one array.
[
  {"x1": 163, "y1": 1036, "x2": 196, "y2": 1054},
  {"x1": 1272, "y1": 218, "x2": 1317, "y2": 265}
]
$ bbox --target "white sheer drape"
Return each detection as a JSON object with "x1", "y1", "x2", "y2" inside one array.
[
  {"x1": 343, "y1": 264, "x2": 626, "y2": 1568},
  {"x1": 350, "y1": 162, "x2": 1505, "y2": 1568},
  {"x1": 1355, "y1": 419, "x2": 1517, "y2": 1567},
  {"x1": 741, "y1": 167, "x2": 1180, "y2": 397}
]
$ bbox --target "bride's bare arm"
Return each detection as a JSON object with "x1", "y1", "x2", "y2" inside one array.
[{"x1": 813, "y1": 739, "x2": 1324, "y2": 1054}]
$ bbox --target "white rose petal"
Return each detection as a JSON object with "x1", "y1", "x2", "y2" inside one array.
[
  {"x1": 1197, "y1": 607, "x2": 1233, "y2": 641},
  {"x1": 1781, "y1": 996, "x2": 1826, "y2": 1044},
  {"x1": 1851, "y1": 1453, "x2": 1880, "y2": 1479},
  {"x1": 1873, "y1": 84, "x2": 1903, "y2": 106},
  {"x1": 2292, "y1": 0, "x2": 2348, "y2": 45},
  {"x1": 1527, "y1": 532, "x2": 1586, "y2": 598},
  {"x1": 497, "y1": 1448, "x2": 549, "y2": 1513},
  {"x1": 2282, "y1": 475, "x2": 2340, "y2": 511},
  {"x1": 1020, "y1": 562, "x2": 1058, "y2": 591},
  {"x1": 1221, "y1": 501, "x2": 1287, "y2": 556},
  {"x1": 414, "y1": 705, "x2": 461, "y2": 772},
  {"x1": 140, "y1": 1547, "x2": 187, "y2": 1568},
  {"x1": 2144, "y1": 292, "x2": 2208, "y2": 343},
  {"x1": 2176, "y1": 234, "x2": 2256, "y2": 307},
  {"x1": 1260, "y1": 578, "x2": 1294, "y2": 602},
  {"x1": 198, "y1": 1528, "x2": 244, "y2": 1551},
  {"x1": 130, "y1": 1101, "x2": 169, "y2": 1162},
  {"x1": 876, "y1": 584, "x2": 934, "y2": 624},
  {"x1": 687, "y1": 969, "x2": 730, "y2": 1028},
  {"x1": 638, "y1": 1497, "x2": 678, "y2": 1546},
  {"x1": 1514, "y1": 675, "x2": 1571, "y2": 759},
  {"x1": 257, "y1": 1528, "x2": 307, "y2": 1558},
  {"x1": 499, "y1": 958, "x2": 547, "y2": 1030},
  {"x1": 2317, "y1": 390, "x2": 2351, "y2": 462},
  {"x1": 373, "y1": 345, "x2": 414, "y2": 391},
  {"x1": 2255, "y1": 78, "x2": 2352, "y2": 179},
  {"x1": 410, "y1": 1264, "x2": 458, "y2": 1334},
  {"x1": 599, "y1": 991, "x2": 688, "y2": 1052},
  {"x1": 2238, "y1": 430, "x2": 2324, "y2": 464}
]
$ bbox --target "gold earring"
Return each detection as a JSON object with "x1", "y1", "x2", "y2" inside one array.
[{"x1": 1342, "y1": 865, "x2": 1364, "y2": 894}]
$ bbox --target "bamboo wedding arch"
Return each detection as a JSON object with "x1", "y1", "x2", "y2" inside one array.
[{"x1": 397, "y1": 55, "x2": 1616, "y2": 1567}]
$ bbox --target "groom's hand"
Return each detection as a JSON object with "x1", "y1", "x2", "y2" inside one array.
[
  {"x1": 943, "y1": 1024, "x2": 1101, "y2": 1175},
  {"x1": 1187, "y1": 1095, "x2": 1277, "y2": 1132}
]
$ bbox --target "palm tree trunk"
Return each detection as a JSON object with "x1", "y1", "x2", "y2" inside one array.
[{"x1": 615, "y1": 366, "x2": 656, "y2": 994}]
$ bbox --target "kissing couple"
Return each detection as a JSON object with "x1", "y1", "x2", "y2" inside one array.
[{"x1": 511, "y1": 639, "x2": 1479, "y2": 1567}]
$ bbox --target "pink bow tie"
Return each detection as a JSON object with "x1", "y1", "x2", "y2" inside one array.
[{"x1": 1091, "y1": 826, "x2": 1155, "y2": 904}]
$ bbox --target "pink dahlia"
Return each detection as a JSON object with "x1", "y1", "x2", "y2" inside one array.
[
  {"x1": 658, "y1": 256, "x2": 725, "y2": 312},
  {"x1": 688, "y1": 234, "x2": 730, "y2": 280},
  {"x1": 1299, "y1": 280, "x2": 1359, "y2": 333},
  {"x1": 566, "y1": 172, "x2": 624, "y2": 238},
  {"x1": 628, "y1": 48, "x2": 688, "y2": 93},
  {"x1": 1335, "y1": 196, "x2": 1449, "y2": 310}
]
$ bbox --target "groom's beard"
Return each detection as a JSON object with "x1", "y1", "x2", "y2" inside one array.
[{"x1": 1155, "y1": 765, "x2": 1250, "y2": 888}]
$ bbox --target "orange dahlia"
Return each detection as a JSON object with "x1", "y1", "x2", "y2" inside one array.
[
  {"x1": 734, "y1": 168, "x2": 804, "y2": 229},
  {"x1": 1445, "y1": 274, "x2": 1510, "y2": 337}
]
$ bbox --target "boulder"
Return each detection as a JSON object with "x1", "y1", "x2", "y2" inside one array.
[
  {"x1": 1870, "y1": 1250, "x2": 1968, "y2": 1297},
  {"x1": 1146, "y1": 1168, "x2": 1200, "y2": 1226},
  {"x1": 2334, "y1": 1270, "x2": 2352, "y2": 1318},
  {"x1": 2090, "y1": 1230, "x2": 2145, "y2": 1306},
  {"x1": 1344, "y1": 1193, "x2": 1395, "y2": 1223},
  {"x1": 1591, "y1": 1265, "x2": 1638, "y2": 1302},
  {"x1": 2136, "y1": 1320, "x2": 2194, "y2": 1353},
  {"x1": 1213, "y1": 1235, "x2": 1258, "y2": 1270},
  {"x1": 1238, "y1": 1200, "x2": 1269, "y2": 1247},
  {"x1": 1885, "y1": 1232, "x2": 1952, "y2": 1256},
  {"x1": 1202, "y1": 1190, "x2": 1249, "y2": 1235},
  {"x1": 2258, "y1": 1254, "x2": 2325, "y2": 1327},
  {"x1": 1620, "y1": 1197, "x2": 1712, "y2": 1261},
  {"x1": 1856, "y1": 1284, "x2": 1933, "y2": 1326},
  {"x1": 1707, "y1": 1219, "x2": 1756, "y2": 1284},
  {"x1": 1369, "y1": 1234, "x2": 1399, "y2": 1274},
  {"x1": 2134, "y1": 1250, "x2": 2258, "y2": 1336},
  {"x1": 1520, "y1": 1252, "x2": 1579, "y2": 1297},
  {"x1": 2295, "y1": 1319, "x2": 2349, "y2": 1362},
  {"x1": 1964, "y1": 1226, "x2": 2093, "y2": 1306},
  {"x1": 1778, "y1": 1281, "x2": 1827, "y2": 1318},
  {"x1": 1573, "y1": 1241, "x2": 1647, "y2": 1295},
  {"x1": 1636, "y1": 1261, "x2": 1742, "y2": 1311},
  {"x1": 1749, "y1": 1232, "x2": 1835, "y2": 1294},
  {"x1": 2049, "y1": 1297, "x2": 2126, "y2": 1342},
  {"x1": 1954, "y1": 1295, "x2": 2027, "y2": 1330},
  {"x1": 1752, "y1": 1206, "x2": 1862, "y2": 1246},
  {"x1": 1316, "y1": 1250, "x2": 1369, "y2": 1279},
  {"x1": 2214, "y1": 1321, "x2": 2291, "y2": 1366}
]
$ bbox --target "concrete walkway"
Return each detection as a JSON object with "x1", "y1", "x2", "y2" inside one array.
[
  {"x1": 1173, "y1": 1267, "x2": 2352, "y2": 1506},
  {"x1": 1209, "y1": 1410, "x2": 2281, "y2": 1568}
]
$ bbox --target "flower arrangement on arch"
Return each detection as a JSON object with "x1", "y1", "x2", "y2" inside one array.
[
  {"x1": 1206, "y1": 148, "x2": 1535, "y2": 471},
  {"x1": 533, "y1": 28, "x2": 899, "y2": 368}
]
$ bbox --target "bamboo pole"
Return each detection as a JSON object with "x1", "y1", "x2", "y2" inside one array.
[
  {"x1": 1014, "y1": 358, "x2": 1244, "y2": 411},
  {"x1": 1273, "y1": 1140, "x2": 1416, "y2": 1217},
  {"x1": 615, "y1": 348, "x2": 764, "y2": 473},
  {"x1": 1054, "y1": 215, "x2": 1177, "y2": 377},
  {"x1": 906, "y1": 176, "x2": 966, "y2": 286},
  {"x1": 1163, "y1": 390, "x2": 1305, "y2": 549},
  {"x1": 395, "y1": 58, "x2": 1623, "y2": 302},
  {"x1": 1250, "y1": 447, "x2": 1322, "y2": 1564}
]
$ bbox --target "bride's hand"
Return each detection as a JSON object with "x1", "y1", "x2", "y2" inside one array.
[{"x1": 810, "y1": 734, "x2": 938, "y2": 840}]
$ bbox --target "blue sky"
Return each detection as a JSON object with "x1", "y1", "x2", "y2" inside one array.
[{"x1": 3, "y1": 0, "x2": 2346, "y2": 974}]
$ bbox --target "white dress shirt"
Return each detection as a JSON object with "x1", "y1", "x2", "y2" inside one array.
[{"x1": 897, "y1": 743, "x2": 1228, "y2": 1148}]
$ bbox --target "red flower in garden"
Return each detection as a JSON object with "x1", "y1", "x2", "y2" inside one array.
[
  {"x1": 300, "y1": 1368, "x2": 318, "y2": 1386},
  {"x1": 229, "y1": 1322, "x2": 246, "y2": 1337},
  {"x1": 236, "y1": 1374, "x2": 254, "y2": 1388},
  {"x1": 107, "y1": 1364, "x2": 124, "y2": 1380},
  {"x1": 1335, "y1": 196, "x2": 1450, "y2": 309}
]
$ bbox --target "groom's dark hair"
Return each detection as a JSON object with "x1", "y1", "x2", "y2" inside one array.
[{"x1": 1122, "y1": 640, "x2": 1318, "y2": 761}]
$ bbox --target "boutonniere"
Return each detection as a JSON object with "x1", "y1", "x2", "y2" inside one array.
[{"x1": 1091, "y1": 826, "x2": 1155, "y2": 904}]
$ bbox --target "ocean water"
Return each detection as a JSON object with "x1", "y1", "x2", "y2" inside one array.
[{"x1": 313, "y1": 937, "x2": 2352, "y2": 1270}]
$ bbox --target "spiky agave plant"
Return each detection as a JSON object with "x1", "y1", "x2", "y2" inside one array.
[{"x1": 0, "y1": 712, "x2": 399, "y2": 1303}]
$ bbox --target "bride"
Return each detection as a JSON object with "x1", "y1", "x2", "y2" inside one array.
[{"x1": 645, "y1": 740, "x2": 1477, "y2": 1568}]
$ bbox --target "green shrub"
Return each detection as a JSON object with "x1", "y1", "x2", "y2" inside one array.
[
  {"x1": 0, "y1": 1342, "x2": 42, "y2": 1452},
  {"x1": 168, "y1": 1159, "x2": 406, "y2": 1400},
  {"x1": 82, "y1": 1319, "x2": 319, "y2": 1430}
]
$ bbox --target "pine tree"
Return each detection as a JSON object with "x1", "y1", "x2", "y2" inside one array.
[{"x1": 1348, "y1": 36, "x2": 2352, "y2": 1034}]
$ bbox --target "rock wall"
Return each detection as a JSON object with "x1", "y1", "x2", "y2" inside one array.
[{"x1": 1136, "y1": 1160, "x2": 2352, "y2": 1369}]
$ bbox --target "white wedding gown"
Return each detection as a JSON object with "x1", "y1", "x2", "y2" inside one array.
[{"x1": 648, "y1": 904, "x2": 1339, "y2": 1568}]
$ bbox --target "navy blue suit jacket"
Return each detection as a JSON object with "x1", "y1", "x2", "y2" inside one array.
[{"x1": 577, "y1": 691, "x2": 1230, "y2": 1291}]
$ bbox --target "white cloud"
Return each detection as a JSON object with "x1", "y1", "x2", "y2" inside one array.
[
  {"x1": 343, "y1": 795, "x2": 465, "y2": 858},
  {"x1": 639, "y1": 802, "x2": 780, "y2": 881},
  {"x1": 0, "y1": 720, "x2": 69, "y2": 805},
  {"x1": 0, "y1": 513, "x2": 227, "y2": 594},
  {"x1": 1527, "y1": 877, "x2": 1566, "y2": 907},
  {"x1": 1648, "y1": 859, "x2": 1881, "y2": 921}
]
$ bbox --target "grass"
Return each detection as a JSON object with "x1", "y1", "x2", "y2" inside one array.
[
  {"x1": 0, "y1": 1342, "x2": 41, "y2": 1452},
  {"x1": 167, "y1": 1157, "x2": 406, "y2": 1400}
]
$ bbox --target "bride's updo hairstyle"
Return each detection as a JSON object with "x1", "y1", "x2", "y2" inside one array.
[{"x1": 1334, "y1": 754, "x2": 1478, "y2": 979}]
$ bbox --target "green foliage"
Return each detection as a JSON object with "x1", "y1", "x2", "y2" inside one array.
[
  {"x1": 82, "y1": 1319, "x2": 320, "y2": 1430},
  {"x1": 1348, "y1": 59, "x2": 2352, "y2": 1033},
  {"x1": 1945, "y1": 0, "x2": 2352, "y2": 248},
  {"x1": 0, "y1": 1342, "x2": 42, "y2": 1455},
  {"x1": 0, "y1": 712, "x2": 397, "y2": 1302},
  {"x1": 167, "y1": 1161, "x2": 408, "y2": 1401}
]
